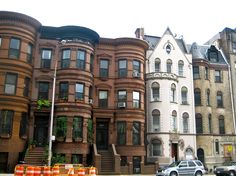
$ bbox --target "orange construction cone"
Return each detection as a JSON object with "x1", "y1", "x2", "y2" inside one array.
[
  {"x1": 68, "y1": 167, "x2": 74, "y2": 176},
  {"x1": 52, "y1": 165, "x2": 60, "y2": 176},
  {"x1": 77, "y1": 167, "x2": 85, "y2": 176},
  {"x1": 14, "y1": 165, "x2": 24, "y2": 176},
  {"x1": 89, "y1": 167, "x2": 96, "y2": 176},
  {"x1": 26, "y1": 166, "x2": 34, "y2": 176},
  {"x1": 43, "y1": 166, "x2": 52, "y2": 176},
  {"x1": 34, "y1": 166, "x2": 41, "y2": 176}
]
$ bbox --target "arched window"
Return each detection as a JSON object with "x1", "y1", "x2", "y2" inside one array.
[
  {"x1": 196, "y1": 113, "x2": 203, "y2": 133},
  {"x1": 167, "y1": 59, "x2": 172, "y2": 73},
  {"x1": 171, "y1": 110, "x2": 177, "y2": 131},
  {"x1": 194, "y1": 88, "x2": 201, "y2": 105},
  {"x1": 152, "y1": 109, "x2": 160, "y2": 132},
  {"x1": 155, "y1": 58, "x2": 161, "y2": 72},
  {"x1": 152, "y1": 82, "x2": 160, "y2": 101},
  {"x1": 178, "y1": 60, "x2": 184, "y2": 76},
  {"x1": 170, "y1": 83, "x2": 176, "y2": 102},
  {"x1": 152, "y1": 139, "x2": 162, "y2": 156},
  {"x1": 217, "y1": 91, "x2": 223, "y2": 107},
  {"x1": 181, "y1": 86, "x2": 188, "y2": 104},
  {"x1": 206, "y1": 89, "x2": 210, "y2": 106},
  {"x1": 182, "y1": 112, "x2": 189, "y2": 133},
  {"x1": 219, "y1": 115, "x2": 225, "y2": 134},
  {"x1": 208, "y1": 114, "x2": 212, "y2": 133}
]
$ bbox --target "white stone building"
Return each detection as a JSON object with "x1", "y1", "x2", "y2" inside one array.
[{"x1": 136, "y1": 28, "x2": 196, "y2": 165}]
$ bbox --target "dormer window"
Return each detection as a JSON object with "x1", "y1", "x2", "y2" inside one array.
[
  {"x1": 209, "y1": 51, "x2": 218, "y2": 62},
  {"x1": 166, "y1": 44, "x2": 171, "y2": 54}
]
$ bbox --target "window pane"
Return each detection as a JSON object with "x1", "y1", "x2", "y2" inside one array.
[
  {"x1": 133, "y1": 122, "x2": 140, "y2": 145},
  {"x1": 75, "y1": 83, "x2": 84, "y2": 100},
  {"x1": 119, "y1": 60, "x2": 127, "y2": 78},
  {"x1": 133, "y1": 91, "x2": 140, "y2": 108},
  {"x1": 117, "y1": 121, "x2": 126, "y2": 145},
  {"x1": 42, "y1": 49, "x2": 52, "y2": 59},
  {"x1": 27, "y1": 43, "x2": 33, "y2": 63},
  {"x1": 5, "y1": 73, "x2": 17, "y2": 94},
  {"x1": 38, "y1": 82, "x2": 49, "y2": 99},
  {"x1": 41, "y1": 49, "x2": 52, "y2": 68},
  {"x1": 19, "y1": 112, "x2": 28, "y2": 138},
  {"x1": 99, "y1": 91, "x2": 108, "y2": 108},
  {"x1": 23, "y1": 77, "x2": 30, "y2": 97},
  {"x1": 0, "y1": 110, "x2": 14, "y2": 137},
  {"x1": 56, "y1": 116, "x2": 67, "y2": 139},
  {"x1": 77, "y1": 50, "x2": 86, "y2": 69},
  {"x1": 73, "y1": 117, "x2": 83, "y2": 141},
  {"x1": 59, "y1": 82, "x2": 68, "y2": 99}
]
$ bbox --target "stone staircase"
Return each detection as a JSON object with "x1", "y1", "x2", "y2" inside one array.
[
  {"x1": 24, "y1": 147, "x2": 45, "y2": 165},
  {"x1": 99, "y1": 149, "x2": 114, "y2": 173}
]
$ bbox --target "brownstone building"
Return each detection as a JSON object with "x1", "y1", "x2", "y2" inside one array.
[{"x1": 0, "y1": 11, "x2": 155, "y2": 174}]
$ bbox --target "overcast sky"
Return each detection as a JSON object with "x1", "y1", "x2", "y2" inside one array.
[{"x1": 1, "y1": 0, "x2": 235, "y2": 44}]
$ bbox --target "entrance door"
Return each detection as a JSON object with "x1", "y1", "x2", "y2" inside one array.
[
  {"x1": 34, "y1": 116, "x2": 48, "y2": 147},
  {"x1": 96, "y1": 121, "x2": 108, "y2": 150},
  {"x1": 133, "y1": 156, "x2": 141, "y2": 174},
  {"x1": 171, "y1": 143, "x2": 178, "y2": 161}
]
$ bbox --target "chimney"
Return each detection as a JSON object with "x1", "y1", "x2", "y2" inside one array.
[{"x1": 135, "y1": 28, "x2": 144, "y2": 39}]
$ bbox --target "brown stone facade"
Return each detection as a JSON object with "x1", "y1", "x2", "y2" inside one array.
[{"x1": 0, "y1": 11, "x2": 154, "y2": 174}]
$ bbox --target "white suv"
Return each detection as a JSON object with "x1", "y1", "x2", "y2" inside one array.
[{"x1": 156, "y1": 160, "x2": 207, "y2": 176}]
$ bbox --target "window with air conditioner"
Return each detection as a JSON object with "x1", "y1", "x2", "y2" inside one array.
[{"x1": 118, "y1": 102, "x2": 126, "y2": 108}]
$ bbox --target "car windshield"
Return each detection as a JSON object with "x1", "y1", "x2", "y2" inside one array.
[
  {"x1": 169, "y1": 161, "x2": 181, "y2": 167},
  {"x1": 223, "y1": 161, "x2": 236, "y2": 166}
]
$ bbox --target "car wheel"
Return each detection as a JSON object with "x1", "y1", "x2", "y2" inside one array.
[
  {"x1": 195, "y1": 171, "x2": 202, "y2": 176},
  {"x1": 170, "y1": 171, "x2": 178, "y2": 176},
  {"x1": 229, "y1": 171, "x2": 235, "y2": 176}
]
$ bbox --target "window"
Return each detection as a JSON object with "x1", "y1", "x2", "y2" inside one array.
[
  {"x1": 23, "y1": 77, "x2": 30, "y2": 97},
  {"x1": 215, "y1": 139, "x2": 219, "y2": 154},
  {"x1": 9, "y1": 38, "x2": 20, "y2": 59},
  {"x1": 41, "y1": 49, "x2": 52, "y2": 68},
  {"x1": 99, "y1": 90, "x2": 108, "y2": 108},
  {"x1": 219, "y1": 116, "x2": 225, "y2": 134},
  {"x1": 217, "y1": 91, "x2": 223, "y2": 107},
  {"x1": 194, "y1": 88, "x2": 201, "y2": 106},
  {"x1": 152, "y1": 109, "x2": 160, "y2": 132},
  {"x1": 89, "y1": 86, "x2": 93, "y2": 100},
  {"x1": 155, "y1": 58, "x2": 161, "y2": 72},
  {"x1": 208, "y1": 114, "x2": 212, "y2": 134},
  {"x1": 56, "y1": 116, "x2": 67, "y2": 139},
  {"x1": 19, "y1": 112, "x2": 28, "y2": 138},
  {"x1": 76, "y1": 50, "x2": 86, "y2": 70},
  {"x1": 181, "y1": 87, "x2": 188, "y2": 104},
  {"x1": 38, "y1": 82, "x2": 49, "y2": 99},
  {"x1": 73, "y1": 116, "x2": 83, "y2": 141},
  {"x1": 61, "y1": 49, "x2": 70, "y2": 68},
  {"x1": 178, "y1": 60, "x2": 184, "y2": 76},
  {"x1": 90, "y1": 54, "x2": 94, "y2": 73},
  {"x1": 182, "y1": 112, "x2": 189, "y2": 133},
  {"x1": 209, "y1": 51, "x2": 218, "y2": 62},
  {"x1": 196, "y1": 113, "x2": 203, "y2": 134},
  {"x1": 120, "y1": 156, "x2": 127, "y2": 166},
  {"x1": 27, "y1": 43, "x2": 33, "y2": 63},
  {"x1": 152, "y1": 82, "x2": 160, "y2": 101},
  {"x1": 170, "y1": 83, "x2": 176, "y2": 102},
  {"x1": 232, "y1": 42, "x2": 236, "y2": 53},
  {"x1": 166, "y1": 44, "x2": 171, "y2": 54},
  {"x1": 133, "y1": 91, "x2": 140, "y2": 108},
  {"x1": 0, "y1": 110, "x2": 14, "y2": 137},
  {"x1": 205, "y1": 67, "x2": 209, "y2": 79},
  {"x1": 100, "y1": 59, "x2": 109, "y2": 78},
  {"x1": 215, "y1": 70, "x2": 222, "y2": 83},
  {"x1": 206, "y1": 89, "x2": 210, "y2": 106},
  {"x1": 5, "y1": 73, "x2": 17, "y2": 95},
  {"x1": 193, "y1": 66, "x2": 200, "y2": 79},
  {"x1": 59, "y1": 82, "x2": 68, "y2": 100},
  {"x1": 0, "y1": 37, "x2": 2, "y2": 47},
  {"x1": 133, "y1": 60, "x2": 140, "y2": 78},
  {"x1": 75, "y1": 83, "x2": 84, "y2": 100},
  {"x1": 171, "y1": 110, "x2": 177, "y2": 131},
  {"x1": 117, "y1": 121, "x2": 126, "y2": 145},
  {"x1": 166, "y1": 59, "x2": 172, "y2": 73},
  {"x1": 118, "y1": 60, "x2": 127, "y2": 78},
  {"x1": 118, "y1": 90, "x2": 127, "y2": 108},
  {"x1": 152, "y1": 139, "x2": 162, "y2": 156},
  {"x1": 133, "y1": 121, "x2": 140, "y2": 145}
]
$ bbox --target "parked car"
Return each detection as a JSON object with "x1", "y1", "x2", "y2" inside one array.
[
  {"x1": 214, "y1": 160, "x2": 236, "y2": 176},
  {"x1": 156, "y1": 160, "x2": 207, "y2": 176}
]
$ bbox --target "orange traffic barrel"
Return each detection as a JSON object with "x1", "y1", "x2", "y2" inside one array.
[
  {"x1": 89, "y1": 167, "x2": 96, "y2": 176},
  {"x1": 52, "y1": 165, "x2": 60, "y2": 176},
  {"x1": 14, "y1": 165, "x2": 24, "y2": 176},
  {"x1": 68, "y1": 168, "x2": 74, "y2": 176},
  {"x1": 34, "y1": 166, "x2": 41, "y2": 176},
  {"x1": 77, "y1": 167, "x2": 85, "y2": 176},
  {"x1": 26, "y1": 166, "x2": 34, "y2": 176},
  {"x1": 43, "y1": 166, "x2": 52, "y2": 176}
]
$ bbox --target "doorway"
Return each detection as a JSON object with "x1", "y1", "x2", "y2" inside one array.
[
  {"x1": 171, "y1": 143, "x2": 178, "y2": 161},
  {"x1": 96, "y1": 121, "x2": 108, "y2": 150},
  {"x1": 133, "y1": 156, "x2": 141, "y2": 174},
  {"x1": 34, "y1": 116, "x2": 48, "y2": 147}
]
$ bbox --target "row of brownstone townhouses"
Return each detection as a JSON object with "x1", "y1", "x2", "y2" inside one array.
[{"x1": 0, "y1": 10, "x2": 236, "y2": 174}]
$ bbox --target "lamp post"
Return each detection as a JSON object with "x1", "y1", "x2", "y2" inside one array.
[{"x1": 48, "y1": 58, "x2": 57, "y2": 166}]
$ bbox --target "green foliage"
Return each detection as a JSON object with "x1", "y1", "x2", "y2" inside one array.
[
  {"x1": 56, "y1": 116, "x2": 67, "y2": 139},
  {"x1": 51, "y1": 153, "x2": 65, "y2": 166},
  {"x1": 87, "y1": 119, "x2": 93, "y2": 143},
  {"x1": 37, "y1": 99, "x2": 51, "y2": 110}
]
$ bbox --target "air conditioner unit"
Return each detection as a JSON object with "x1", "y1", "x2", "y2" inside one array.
[
  {"x1": 89, "y1": 99, "x2": 93, "y2": 104},
  {"x1": 133, "y1": 71, "x2": 140, "y2": 78},
  {"x1": 117, "y1": 102, "x2": 126, "y2": 108}
]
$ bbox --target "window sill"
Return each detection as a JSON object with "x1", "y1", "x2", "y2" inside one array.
[{"x1": 0, "y1": 134, "x2": 11, "y2": 139}]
